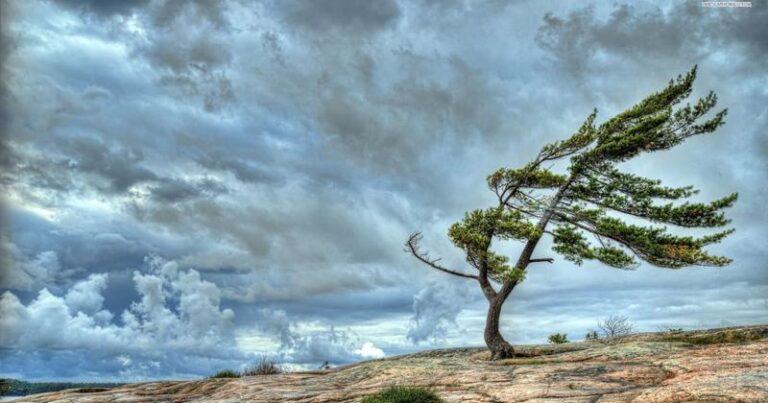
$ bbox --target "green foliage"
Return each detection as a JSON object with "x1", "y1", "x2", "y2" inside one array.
[
  {"x1": 210, "y1": 369, "x2": 241, "y2": 378},
  {"x1": 543, "y1": 68, "x2": 737, "y2": 269},
  {"x1": 361, "y1": 386, "x2": 444, "y2": 403},
  {"x1": 548, "y1": 333, "x2": 569, "y2": 344},
  {"x1": 449, "y1": 208, "x2": 539, "y2": 252},
  {"x1": 465, "y1": 66, "x2": 735, "y2": 280},
  {"x1": 499, "y1": 266, "x2": 526, "y2": 283},
  {"x1": 488, "y1": 166, "x2": 568, "y2": 192},
  {"x1": 448, "y1": 208, "x2": 538, "y2": 282},
  {"x1": 585, "y1": 330, "x2": 599, "y2": 341}
]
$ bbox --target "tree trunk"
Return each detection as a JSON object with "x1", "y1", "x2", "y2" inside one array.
[{"x1": 484, "y1": 297, "x2": 515, "y2": 360}]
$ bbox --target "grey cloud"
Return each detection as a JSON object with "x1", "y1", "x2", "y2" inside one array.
[
  {"x1": 149, "y1": 0, "x2": 230, "y2": 30},
  {"x1": 408, "y1": 281, "x2": 474, "y2": 344},
  {"x1": 196, "y1": 153, "x2": 283, "y2": 185},
  {"x1": 536, "y1": 2, "x2": 768, "y2": 74},
  {"x1": 142, "y1": 35, "x2": 232, "y2": 74},
  {"x1": 149, "y1": 177, "x2": 228, "y2": 203},
  {"x1": 278, "y1": 0, "x2": 401, "y2": 36},
  {"x1": 0, "y1": 237, "x2": 62, "y2": 291},
  {"x1": 51, "y1": 0, "x2": 151, "y2": 17},
  {"x1": 314, "y1": 57, "x2": 511, "y2": 176},
  {"x1": 257, "y1": 308, "x2": 385, "y2": 365},
  {"x1": 124, "y1": 0, "x2": 236, "y2": 112},
  {"x1": 58, "y1": 137, "x2": 158, "y2": 194}
]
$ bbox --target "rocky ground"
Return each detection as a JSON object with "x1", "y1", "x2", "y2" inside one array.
[{"x1": 11, "y1": 325, "x2": 768, "y2": 402}]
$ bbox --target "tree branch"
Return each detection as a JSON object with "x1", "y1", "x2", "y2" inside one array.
[
  {"x1": 406, "y1": 233, "x2": 479, "y2": 280},
  {"x1": 529, "y1": 258, "x2": 555, "y2": 264}
]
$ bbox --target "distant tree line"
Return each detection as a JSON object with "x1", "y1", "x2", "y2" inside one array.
[{"x1": 0, "y1": 379, "x2": 124, "y2": 397}]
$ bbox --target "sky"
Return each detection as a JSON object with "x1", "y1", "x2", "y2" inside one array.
[{"x1": 0, "y1": 0, "x2": 766, "y2": 382}]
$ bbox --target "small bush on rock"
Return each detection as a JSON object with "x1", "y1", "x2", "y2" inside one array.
[
  {"x1": 597, "y1": 315, "x2": 634, "y2": 343},
  {"x1": 548, "y1": 333, "x2": 569, "y2": 344},
  {"x1": 243, "y1": 356, "x2": 282, "y2": 376},
  {"x1": 210, "y1": 369, "x2": 240, "y2": 379},
  {"x1": 361, "y1": 386, "x2": 444, "y2": 403}
]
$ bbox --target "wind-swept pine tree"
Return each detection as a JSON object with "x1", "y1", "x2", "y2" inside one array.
[{"x1": 406, "y1": 67, "x2": 737, "y2": 360}]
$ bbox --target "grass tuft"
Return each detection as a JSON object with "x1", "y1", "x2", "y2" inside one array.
[
  {"x1": 662, "y1": 329, "x2": 764, "y2": 345},
  {"x1": 209, "y1": 369, "x2": 240, "y2": 379},
  {"x1": 361, "y1": 386, "x2": 444, "y2": 403}
]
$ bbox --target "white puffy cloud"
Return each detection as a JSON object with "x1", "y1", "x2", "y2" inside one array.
[
  {"x1": 355, "y1": 342, "x2": 385, "y2": 360},
  {"x1": 64, "y1": 273, "x2": 108, "y2": 316},
  {"x1": 408, "y1": 281, "x2": 475, "y2": 344},
  {"x1": 257, "y1": 309, "x2": 386, "y2": 365},
  {"x1": 0, "y1": 257, "x2": 241, "y2": 380},
  {"x1": 0, "y1": 256, "x2": 391, "y2": 379}
]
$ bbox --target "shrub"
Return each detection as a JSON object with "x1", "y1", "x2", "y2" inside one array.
[
  {"x1": 209, "y1": 369, "x2": 240, "y2": 379},
  {"x1": 242, "y1": 356, "x2": 282, "y2": 376},
  {"x1": 547, "y1": 333, "x2": 569, "y2": 344},
  {"x1": 361, "y1": 386, "x2": 444, "y2": 403},
  {"x1": 597, "y1": 315, "x2": 634, "y2": 343},
  {"x1": 658, "y1": 326, "x2": 683, "y2": 334},
  {"x1": 0, "y1": 379, "x2": 9, "y2": 397},
  {"x1": 585, "y1": 330, "x2": 599, "y2": 341}
]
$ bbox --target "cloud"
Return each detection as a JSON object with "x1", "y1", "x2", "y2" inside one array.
[
  {"x1": 64, "y1": 273, "x2": 109, "y2": 316},
  {"x1": 536, "y1": 3, "x2": 768, "y2": 75},
  {"x1": 0, "y1": 257, "x2": 242, "y2": 379},
  {"x1": 51, "y1": 0, "x2": 151, "y2": 18},
  {"x1": 0, "y1": 236, "x2": 65, "y2": 291},
  {"x1": 277, "y1": 0, "x2": 401, "y2": 36},
  {"x1": 355, "y1": 342, "x2": 385, "y2": 359},
  {"x1": 257, "y1": 308, "x2": 387, "y2": 365},
  {"x1": 149, "y1": 177, "x2": 228, "y2": 203},
  {"x1": 408, "y1": 281, "x2": 475, "y2": 344},
  {"x1": 60, "y1": 137, "x2": 159, "y2": 194}
]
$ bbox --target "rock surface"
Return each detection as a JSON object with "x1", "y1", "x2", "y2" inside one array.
[{"x1": 11, "y1": 325, "x2": 768, "y2": 402}]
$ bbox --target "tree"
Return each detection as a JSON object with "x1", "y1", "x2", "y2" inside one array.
[
  {"x1": 596, "y1": 315, "x2": 634, "y2": 343},
  {"x1": 406, "y1": 67, "x2": 737, "y2": 360},
  {"x1": 547, "y1": 333, "x2": 569, "y2": 344},
  {"x1": 0, "y1": 378, "x2": 9, "y2": 397}
]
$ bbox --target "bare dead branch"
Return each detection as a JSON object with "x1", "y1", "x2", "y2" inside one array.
[{"x1": 405, "y1": 232, "x2": 479, "y2": 280}]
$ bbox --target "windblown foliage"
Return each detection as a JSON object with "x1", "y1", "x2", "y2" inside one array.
[{"x1": 467, "y1": 66, "x2": 735, "y2": 274}]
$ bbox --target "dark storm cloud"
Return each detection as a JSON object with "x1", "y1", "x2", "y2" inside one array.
[
  {"x1": 196, "y1": 154, "x2": 282, "y2": 185},
  {"x1": 60, "y1": 137, "x2": 158, "y2": 194},
  {"x1": 277, "y1": 0, "x2": 401, "y2": 35},
  {"x1": 0, "y1": 1, "x2": 16, "y2": 288},
  {"x1": 142, "y1": 35, "x2": 232, "y2": 74},
  {"x1": 314, "y1": 57, "x2": 511, "y2": 175},
  {"x1": 149, "y1": 0, "x2": 230, "y2": 29},
  {"x1": 537, "y1": 2, "x2": 768, "y2": 74},
  {"x1": 149, "y1": 177, "x2": 228, "y2": 202},
  {"x1": 51, "y1": 0, "x2": 151, "y2": 17}
]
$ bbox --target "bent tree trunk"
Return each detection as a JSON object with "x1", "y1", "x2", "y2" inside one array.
[{"x1": 485, "y1": 297, "x2": 514, "y2": 360}]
